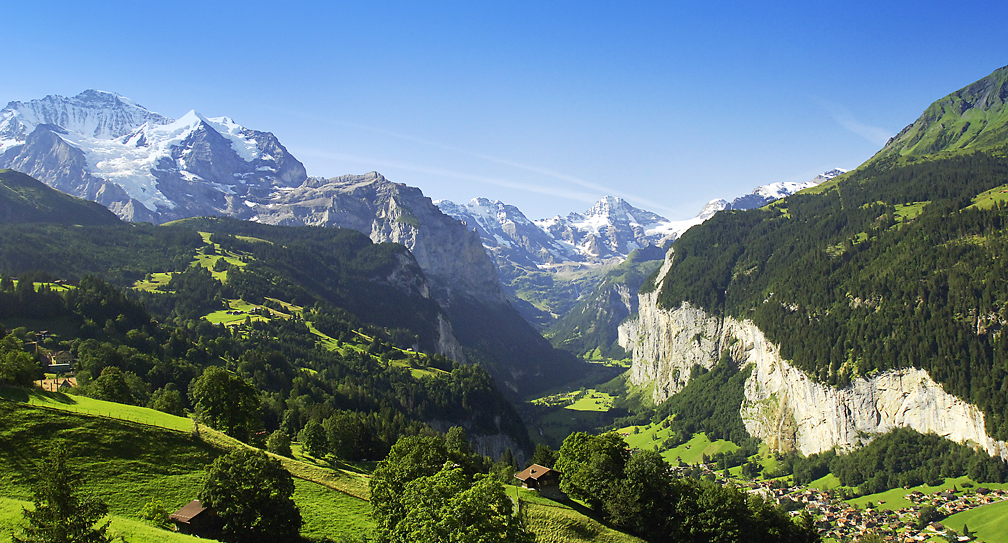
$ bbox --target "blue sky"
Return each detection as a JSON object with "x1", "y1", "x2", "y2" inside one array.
[{"x1": 4, "y1": 1, "x2": 1007, "y2": 220}]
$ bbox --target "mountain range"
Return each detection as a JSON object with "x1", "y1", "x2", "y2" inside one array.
[{"x1": 0, "y1": 90, "x2": 588, "y2": 396}]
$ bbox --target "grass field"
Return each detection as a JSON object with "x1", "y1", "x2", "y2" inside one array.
[
  {"x1": 0, "y1": 399, "x2": 377, "y2": 541},
  {"x1": 1, "y1": 497, "x2": 213, "y2": 543},
  {"x1": 942, "y1": 499, "x2": 1008, "y2": 543},
  {"x1": 894, "y1": 201, "x2": 930, "y2": 221},
  {"x1": 620, "y1": 427, "x2": 738, "y2": 466},
  {"x1": 970, "y1": 184, "x2": 1008, "y2": 210},
  {"x1": 515, "y1": 487, "x2": 644, "y2": 543},
  {"x1": 294, "y1": 478, "x2": 374, "y2": 541},
  {"x1": 0, "y1": 386, "x2": 194, "y2": 432},
  {"x1": 0, "y1": 401, "x2": 217, "y2": 520}
]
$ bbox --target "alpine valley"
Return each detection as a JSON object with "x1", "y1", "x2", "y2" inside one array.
[{"x1": 3, "y1": 65, "x2": 1008, "y2": 543}]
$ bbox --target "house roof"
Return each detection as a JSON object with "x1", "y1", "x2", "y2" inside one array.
[
  {"x1": 170, "y1": 500, "x2": 208, "y2": 523},
  {"x1": 514, "y1": 464, "x2": 559, "y2": 482}
]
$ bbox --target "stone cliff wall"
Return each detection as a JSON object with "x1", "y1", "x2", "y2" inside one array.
[{"x1": 621, "y1": 252, "x2": 1008, "y2": 459}]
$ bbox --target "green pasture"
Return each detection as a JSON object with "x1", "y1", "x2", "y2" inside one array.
[
  {"x1": 132, "y1": 271, "x2": 174, "y2": 292},
  {"x1": 0, "y1": 401, "x2": 216, "y2": 520},
  {"x1": 515, "y1": 487, "x2": 645, "y2": 543},
  {"x1": 943, "y1": 499, "x2": 1008, "y2": 543},
  {"x1": 807, "y1": 473, "x2": 842, "y2": 491},
  {"x1": 620, "y1": 426, "x2": 738, "y2": 466},
  {"x1": 970, "y1": 184, "x2": 1008, "y2": 210},
  {"x1": 1, "y1": 497, "x2": 215, "y2": 543},
  {"x1": 0, "y1": 386, "x2": 194, "y2": 432},
  {"x1": 294, "y1": 478, "x2": 374, "y2": 541},
  {"x1": 894, "y1": 201, "x2": 930, "y2": 221},
  {"x1": 566, "y1": 391, "x2": 615, "y2": 412},
  {"x1": 0, "y1": 400, "x2": 376, "y2": 540}
]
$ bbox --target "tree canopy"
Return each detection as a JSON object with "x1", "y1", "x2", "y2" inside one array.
[{"x1": 198, "y1": 448, "x2": 302, "y2": 543}]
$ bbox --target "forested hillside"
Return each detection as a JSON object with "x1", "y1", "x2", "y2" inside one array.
[
  {"x1": 648, "y1": 67, "x2": 1008, "y2": 441},
  {"x1": 0, "y1": 199, "x2": 532, "y2": 457}
]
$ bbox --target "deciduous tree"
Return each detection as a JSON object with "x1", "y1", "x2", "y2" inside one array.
[{"x1": 199, "y1": 449, "x2": 301, "y2": 543}]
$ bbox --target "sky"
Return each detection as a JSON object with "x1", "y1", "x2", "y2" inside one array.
[{"x1": 3, "y1": 1, "x2": 1007, "y2": 220}]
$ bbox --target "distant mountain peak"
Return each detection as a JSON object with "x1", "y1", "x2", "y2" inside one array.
[{"x1": 0, "y1": 90, "x2": 173, "y2": 148}]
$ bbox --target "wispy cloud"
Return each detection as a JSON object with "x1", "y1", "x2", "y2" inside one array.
[
  {"x1": 816, "y1": 98, "x2": 892, "y2": 146},
  {"x1": 293, "y1": 117, "x2": 682, "y2": 217},
  {"x1": 293, "y1": 148, "x2": 601, "y2": 205}
]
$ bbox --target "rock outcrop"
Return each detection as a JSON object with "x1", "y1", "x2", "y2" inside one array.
[
  {"x1": 621, "y1": 250, "x2": 1008, "y2": 459},
  {"x1": 254, "y1": 172, "x2": 506, "y2": 307}
]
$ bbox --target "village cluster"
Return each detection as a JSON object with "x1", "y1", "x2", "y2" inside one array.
[{"x1": 745, "y1": 480, "x2": 1005, "y2": 542}]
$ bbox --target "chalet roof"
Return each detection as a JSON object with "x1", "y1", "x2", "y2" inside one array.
[
  {"x1": 170, "y1": 500, "x2": 209, "y2": 524},
  {"x1": 514, "y1": 464, "x2": 559, "y2": 482}
]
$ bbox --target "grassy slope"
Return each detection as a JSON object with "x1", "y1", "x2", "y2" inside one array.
[
  {"x1": 943, "y1": 499, "x2": 1008, "y2": 543},
  {"x1": 1, "y1": 497, "x2": 212, "y2": 543},
  {"x1": 515, "y1": 487, "x2": 644, "y2": 543},
  {"x1": 620, "y1": 427, "x2": 738, "y2": 466},
  {"x1": 0, "y1": 393, "x2": 374, "y2": 539},
  {"x1": 0, "y1": 401, "x2": 217, "y2": 522}
]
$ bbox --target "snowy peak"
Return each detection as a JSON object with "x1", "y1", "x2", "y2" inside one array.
[
  {"x1": 728, "y1": 168, "x2": 847, "y2": 210},
  {"x1": 0, "y1": 90, "x2": 307, "y2": 221},
  {"x1": 0, "y1": 90, "x2": 172, "y2": 149},
  {"x1": 696, "y1": 199, "x2": 728, "y2": 220},
  {"x1": 752, "y1": 168, "x2": 848, "y2": 200}
]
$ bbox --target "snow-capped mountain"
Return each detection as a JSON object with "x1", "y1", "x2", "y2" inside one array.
[
  {"x1": 0, "y1": 90, "x2": 307, "y2": 222},
  {"x1": 438, "y1": 195, "x2": 717, "y2": 270},
  {"x1": 438, "y1": 168, "x2": 845, "y2": 277},
  {"x1": 715, "y1": 168, "x2": 848, "y2": 211},
  {"x1": 0, "y1": 90, "x2": 172, "y2": 147}
]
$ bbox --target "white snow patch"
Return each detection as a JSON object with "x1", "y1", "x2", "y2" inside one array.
[{"x1": 206, "y1": 116, "x2": 260, "y2": 162}]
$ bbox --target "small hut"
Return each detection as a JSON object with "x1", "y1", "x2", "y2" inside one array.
[
  {"x1": 514, "y1": 464, "x2": 565, "y2": 500},
  {"x1": 169, "y1": 500, "x2": 221, "y2": 537}
]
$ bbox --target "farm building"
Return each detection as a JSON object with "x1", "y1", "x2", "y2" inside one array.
[
  {"x1": 169, "y1": 500, "x2": 221, "y2": 537},
  {"x1": 514, "y1": 464, "x2": 565, "y2": 500}
]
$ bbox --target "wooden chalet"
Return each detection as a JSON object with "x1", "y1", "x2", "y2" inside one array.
[
  {"x1": 514, "y1": 464, "x2": 564, "y2": 500},
  {"x1": 169, "y1": 500, "x2": 221, "y2": 537}
]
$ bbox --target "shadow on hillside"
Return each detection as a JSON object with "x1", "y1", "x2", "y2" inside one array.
[{"x1": 0, "y1": 385, "x2": 76, "y2": 405}]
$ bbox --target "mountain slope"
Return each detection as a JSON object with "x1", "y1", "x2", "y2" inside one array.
[
  {"x1": 624, "y1": 65, "x2": 1008, "y2": 459},
  {"x1": 545, "y1": 245, "x2": 665, "y2": 358},
  {"x1": 872, "y1": 64, "x2": 1008, "y2": 163},
  {"x1": 0, "y1": 169, "x2": 119, "y2": 225}
]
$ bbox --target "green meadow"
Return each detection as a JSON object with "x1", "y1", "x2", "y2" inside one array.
[
  {"x1": 943, "y1": 499, "x2": 1008, "y2": 543},
  {"x1": 515, "y1": 487, "x2": 645, "y2": 543}
]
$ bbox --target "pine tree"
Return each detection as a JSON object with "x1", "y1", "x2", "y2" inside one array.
[{"x1": 14, "y1": 445, "x2": 111, "y2": 543}]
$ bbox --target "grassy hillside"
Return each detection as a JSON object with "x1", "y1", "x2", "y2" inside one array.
[
  {"x1": 0, "y1": 169, "x2": 119, "y2": 226},
  {"x1": 871, "y1": 64, "x2": 1008, "y2": 163},
  {"x1": 0, "y1": 398, "x2": 375, "y2": 541},
  {"x1": 515, "y1": 487, "x2": 645, "y2": 543},
  {"x1": 0, "y1": 396, "x2": 646, "y2": 542}
]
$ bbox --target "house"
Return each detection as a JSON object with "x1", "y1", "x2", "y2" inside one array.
[
  {"x1": 45, "y1": 351, "x2": 75, "y2": 374},
  {"x1": 515, "y1": 464, "x2": 565, "y2": 500},
  {"x1": 169, "y1": 500, "x2": 221, "y2": 537}
]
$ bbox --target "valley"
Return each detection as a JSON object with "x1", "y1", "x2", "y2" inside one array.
[{"x1": 3, "y1": 64, "x2": 1008, "y2": 543}]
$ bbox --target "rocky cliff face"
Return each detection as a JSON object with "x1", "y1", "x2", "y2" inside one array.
[
  {"x1": 620, "y1": 251, "x2": 1008, "y2": 459},
  {"x1": 252, "y1": 172, "x2": 506, "y2": 307}
]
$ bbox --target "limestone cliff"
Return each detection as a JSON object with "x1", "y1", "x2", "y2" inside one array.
[{"x1": 621, "y1": 251, "x2": 1008, "y2": 460}]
